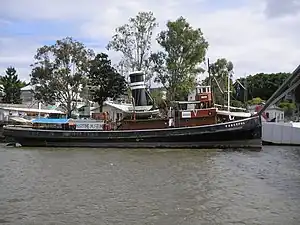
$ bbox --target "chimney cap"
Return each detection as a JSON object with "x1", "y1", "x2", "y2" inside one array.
[{"x1": 129, "y1": 71, "x2": 144, "y2": 75}]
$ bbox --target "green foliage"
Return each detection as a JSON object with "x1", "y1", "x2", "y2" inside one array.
[
  {"x1": 150, "y1": 88, "x2": 167, "y2": 109},
  {"x1": 278, "y1": 100, "x2": 296, "y2": 116},
  {"x1": 88, "y1": 53, "x2": 127, "y2": 112},
  {"x1": 247, "y1": 97, "x2": 264, "y2": 105},
  {"x1": 231, "y1": 100, "x2": 244, "y2": 108},
  {"x1": 236, "y1": 72, "x2": 290, "y2": 102},
  {"x1": 79, "y1": 81, "x2": 92, "y2": 103},
  {"x1": 150, "y1": 16, "x2": 208, "y2": 102},
  {"x1": 107, "y1": 11, "x2": 158, "y2": 84},
  {"x1": 0, "y1": 67, "x2": 26, "y2": 104},
  {"x1": 30, "y1": 37, "x2": 94, "y2": 117},
  {"x1": 202, "y1": 58, "x2": 234, "y2": 105}
]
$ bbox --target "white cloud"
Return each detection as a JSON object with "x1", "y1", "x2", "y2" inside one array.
[
  {"x1": 195, "y1": 3, "x2": 300, "y2": 76},
  {"x1": 0, "y1": 37, "x2": 39, "y2": 81},
  {"x1": 0, "y1": 0, "x2": 300, "y2": 82}
]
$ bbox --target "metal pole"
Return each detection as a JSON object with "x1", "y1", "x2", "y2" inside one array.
[
  {"x1": 208, "y1": 58, "x2": 211, "y2": 87},
  {"x1": 244, "y1": 78, "x2": 248, "y2": 106},
  {"x1": 38, "y1": 102, "x2": 41, "y2": 118},
  {"x1": 266, "y1": 78, "x2": 300, "y2": 108},
  {"x1": 258, "y1": 65, "x2": 300, "y2": 115},
  {"x1": 207, "y1": 58, "x2": 215, "y2": 105},
  {"x1": 227, "y1": 71, "x2": 230, "y2": 112}
]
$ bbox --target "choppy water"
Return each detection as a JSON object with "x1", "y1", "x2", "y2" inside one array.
[{"x1": 0, "y1": 145, "x2": 300, "y2": 225}]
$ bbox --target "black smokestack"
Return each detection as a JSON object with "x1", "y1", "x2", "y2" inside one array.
[{"x1": 129, "y1": 71, "x2": 151, "y2": 108}]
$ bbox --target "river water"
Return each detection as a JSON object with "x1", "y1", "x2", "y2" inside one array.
[{"x1": 0, "y1": 144, "x2": 300, "y2": 225}]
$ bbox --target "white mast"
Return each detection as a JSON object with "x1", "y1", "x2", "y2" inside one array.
[
  {"x1": 38, "y1": 102, "x2": 41, "y2": 118},
  {"x1": 227, "y1": 72, "x2": 230, "y2": 112}
]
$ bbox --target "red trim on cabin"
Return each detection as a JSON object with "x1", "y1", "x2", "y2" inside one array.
[
  {"x1": 181, "y1": 108, "x2": 216, "y2": 118},
  {"x1": 255, "y1": 105, "x2": 268, "y2": 120}
]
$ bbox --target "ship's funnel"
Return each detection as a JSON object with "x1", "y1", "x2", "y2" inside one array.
[{"x1": 129, "y1": 71, "x2": 152, "y2": 110}]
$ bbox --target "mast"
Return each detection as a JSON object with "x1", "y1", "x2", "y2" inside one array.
[
  {"x1": 208, "y1": 58, "x2": 211, "y2": 87},
  {"x1": 207, "y1": 58, "x2": 215, "y2": 104},
  {"x1": 244, "y1": 76, "x2": 248, "y2": 107},
  {"x1": 227, "y1": 71, "x2": 230, "y2": 112}
]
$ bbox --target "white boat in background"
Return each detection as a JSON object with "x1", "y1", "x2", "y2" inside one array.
[
  {"x1": 251, "y1": 104, "x2": 300, "y2": 146},
  {"x1": 262, "y1": 122, "x2": 300, "y2": 146},
  {"x1": 9, "y1": 117, "x2": 32, "y2": 125},
  {"x1": 102, "y1": 101, "x2": 160, "y2": 119}
]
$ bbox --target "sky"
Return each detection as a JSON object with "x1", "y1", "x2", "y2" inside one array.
[{"x1": 0, "y1": 0, "x2": 300, "y2": 82}]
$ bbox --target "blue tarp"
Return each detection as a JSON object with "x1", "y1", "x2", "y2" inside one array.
[{"x1": 32, "y1": 118, "x2": 70, "y2": 124}]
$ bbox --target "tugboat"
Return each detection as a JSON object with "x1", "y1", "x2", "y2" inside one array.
[{"x1": 3, "y1": 71, "x2": 262, "y2": 149}]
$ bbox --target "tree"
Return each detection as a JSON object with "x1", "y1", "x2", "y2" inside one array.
[
  {"x1": 0, "y1": 67, "x2": 26, "y2": 104},
  {"x1": 150, "y1": 17, "x2": 208, "y2": 102},
  {"x1": 235, "y1": 72, "x2": 290, "y2": 102},
  {"x1": 231, "y1": 99, "x2": 244, "y2": 108},
  {"x1": 107, "y1": 11, "x2": 158, "y2": 84},
  {"x1": 150, "y1": 88, "x2": 167, "y2": 109},
  {"x1": 202, "y1": 58, "x2": 234, "y2": 105},
  {"x1": 88, "y1": 53, "x2": 127, "y2": 112},
  {"x1": 30, "y1": 37, "x2": 94, "y2": 117},
  {"x1": 248, "y1": 97, "x2": 264, "y2": 105},
  {"x1": 278, "y1": 100, "x2": 296, "y2": 117}
]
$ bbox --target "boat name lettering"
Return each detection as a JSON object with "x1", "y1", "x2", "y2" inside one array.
[
  {"x1": 76, "y1": 123, "x2": 103, "y2": 130},
  {"x1": 181, "y1": 111, "x2": 191, "y2": 118},
  {"x1": 193, "y1": 110, "x2": 197, "y2": 117}
]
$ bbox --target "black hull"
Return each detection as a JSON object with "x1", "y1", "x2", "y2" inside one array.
[{"x1": 3, "y1": 116, "x2": 262, "y2": 149}]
